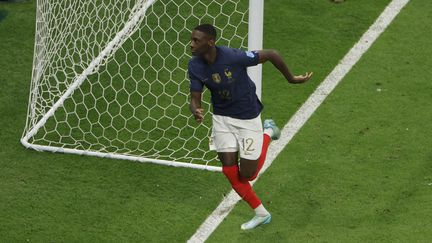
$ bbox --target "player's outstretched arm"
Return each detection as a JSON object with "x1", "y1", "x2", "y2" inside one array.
[
  {"x1": 189, "y1": 91, "x2": 204, "y2": 123},
  {"x1": 257, "y1": 49, "x2": 313, "y2": 84}
]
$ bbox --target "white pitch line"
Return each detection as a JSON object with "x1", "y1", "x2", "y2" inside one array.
[{"x1": 188, "y1": 0, "x2": 410, "y2": 242}]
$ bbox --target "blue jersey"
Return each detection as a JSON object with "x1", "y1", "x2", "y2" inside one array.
[{"x1": 188, "y1": 46, "x2": 263, "y2": 119}]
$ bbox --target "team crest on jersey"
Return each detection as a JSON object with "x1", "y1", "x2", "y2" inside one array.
[{"x1": 212, "y1": 73, "x2": 221, "y2": 83}]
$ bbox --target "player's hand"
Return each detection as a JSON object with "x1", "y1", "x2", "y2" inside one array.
[
  {"x1": 193, "y1": 108, "x2": 204, "y2": 123},
  {"x1": 290, "y1": 72, "x2": 313, "y2": 83}
]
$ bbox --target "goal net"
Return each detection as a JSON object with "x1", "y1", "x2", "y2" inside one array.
[{"x1": 21, "y1": 0, "x2": 263, "y2": 171}]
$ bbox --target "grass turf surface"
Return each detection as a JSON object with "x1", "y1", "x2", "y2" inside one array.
[
  {"x1": 210, "y1": 0, "x2": 432, "y2": 242},
  {"x1": 1, "y1": 0, "x2": 431, "y2": 242}
]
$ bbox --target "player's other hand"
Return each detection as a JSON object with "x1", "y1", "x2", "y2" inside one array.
[
  {"x1": 290, "y1": 72, "x2": 313, "y2": 84},
  {"x1": 193, "y1": 108, "x2": 204, "y2": 123}
]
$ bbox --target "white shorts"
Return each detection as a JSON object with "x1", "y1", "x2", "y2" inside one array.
[{"x1": 209, "y1": 114, "x2": 263, "y2": 160}]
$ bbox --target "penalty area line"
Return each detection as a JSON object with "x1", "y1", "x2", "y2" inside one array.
[{"x1": 188, "y1": 0, "x2": 410, "y2": 242}]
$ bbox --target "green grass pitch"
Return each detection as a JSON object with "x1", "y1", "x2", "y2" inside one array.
[{"x1": 1, "y1": 0, "x2": 431, "y2": 242}]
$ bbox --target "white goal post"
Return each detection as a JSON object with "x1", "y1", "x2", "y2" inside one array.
[{"x1": 21, "y1": 0, "x2": 264, "y2": 172}]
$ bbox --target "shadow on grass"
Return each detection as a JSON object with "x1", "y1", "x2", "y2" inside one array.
[{"x1": 0, "y1": 10, "x2": 7, "y2": 23}]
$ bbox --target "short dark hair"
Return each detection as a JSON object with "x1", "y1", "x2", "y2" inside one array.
[{"x1": 194, "y1": 24, "x2": 217, "y2": 40}]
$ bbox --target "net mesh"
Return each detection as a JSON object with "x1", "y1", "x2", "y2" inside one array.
[{"x1": 22, "y1": 0, "x2": 249, "y2": 166}]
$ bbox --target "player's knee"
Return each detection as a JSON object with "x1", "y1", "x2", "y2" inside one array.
[
  {"x1": 239, "y1": 169, "x2": 255, "y2": 182},
  {"x1": 239, "y1": 158, "x2": 258, "y2": 180}
]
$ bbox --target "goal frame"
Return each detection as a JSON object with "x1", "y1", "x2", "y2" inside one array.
[{"x1": 21, "y1": 0, "x2": 264, "y2": 172}]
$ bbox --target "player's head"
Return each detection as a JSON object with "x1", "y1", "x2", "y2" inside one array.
[{"x1": 190, "y1": 24, "x2": 217, "y2": 56}]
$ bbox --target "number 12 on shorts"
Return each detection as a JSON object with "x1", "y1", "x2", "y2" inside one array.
[{"x1": 242, "y1": 138, "x2": 255, "y2": 154}]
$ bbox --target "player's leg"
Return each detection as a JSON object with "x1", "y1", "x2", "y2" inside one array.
[
  {"x1": 217, "y1": 152, "x2": 237, "y2": 166},
  {"x1": 239, "y1": 118, "x2": 281, "y2": 181},
  {"x1": 234, "y1": 118, "x2": 271, "y2": 230},
  {"x1": 212, "y1": 115, "x2": 263, "y2": 211},
  {"x1": 238, "y1": 135, "x2": 269, "y2": 181},
  {"x1": 218, "y1": 152, "x2": 262, "y2": 210},
  {"x1": 237, "y1": 156, "x2": 272, "y2": 229},
  {"x1": 235, "y1": 118, "x2": 283, "y2": 229},
  {"x1": 222, "y1": 162, "x2": 271, "y2": 230},
  {"x1": 213, "y1": 115, "x2": 272, "y2": 230},
  {"x1": 220, "y1": 153, "x2": 270, "y2": 230}
]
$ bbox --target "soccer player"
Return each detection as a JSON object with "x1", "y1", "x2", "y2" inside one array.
[{"x1": 188, "y1": 24, "x2": 312, "y2": 230}]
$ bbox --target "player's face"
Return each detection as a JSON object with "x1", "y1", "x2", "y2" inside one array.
[{"x1": 190, "y1": 30, "x2": 214, "y2": 56}]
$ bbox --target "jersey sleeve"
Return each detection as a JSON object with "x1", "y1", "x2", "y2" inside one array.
[
  {"x1": 233, "y1": 49, "x2": 260, "y2": 67},
  {"x1": 188, "y1": 62, "x2": 204, "y2": 92}
]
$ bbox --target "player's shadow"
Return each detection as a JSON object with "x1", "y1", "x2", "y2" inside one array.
[{"x1": 0, "y1": 10, "x2": 7, "y2": 23}]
